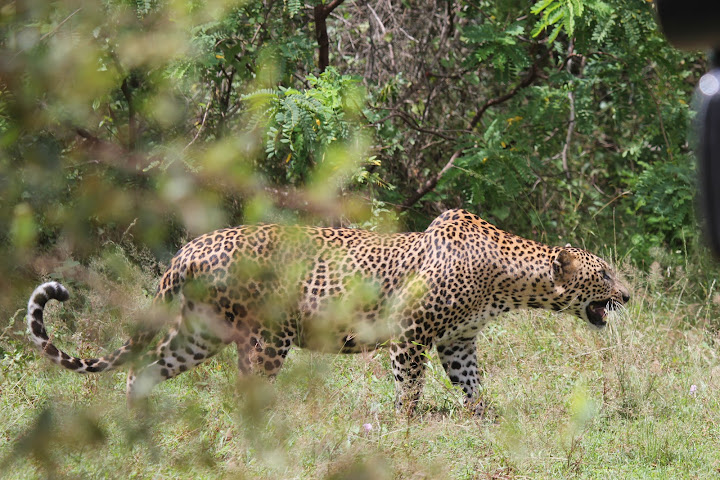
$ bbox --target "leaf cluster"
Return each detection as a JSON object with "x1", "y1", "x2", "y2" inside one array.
[{"x1": 244, "y1": 68, "x2": 367, "y2": 185}]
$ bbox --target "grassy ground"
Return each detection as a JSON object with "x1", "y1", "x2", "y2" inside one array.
[{"x1": 2, "y1": 259, "x2": 720, "y2": 479}]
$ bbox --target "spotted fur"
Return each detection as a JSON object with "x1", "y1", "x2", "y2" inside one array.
[{"x1": 27, "y1": 209, "x2": 629, "y2": 412}]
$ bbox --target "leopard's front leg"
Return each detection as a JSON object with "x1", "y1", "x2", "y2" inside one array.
[
  {"x1": 389, "y1": 338, "x2": 431, "y2": 414},
  {"x1": 437, "y1": 337, "x2": 486, "y2": 415},
  {"x1": 388, "y1": 272, "x2": 437, "y2": 414}
]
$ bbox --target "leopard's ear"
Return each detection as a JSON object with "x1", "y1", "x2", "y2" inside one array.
[{"x1": 552, "y1": 249, "x2": 579, "y2": 283}]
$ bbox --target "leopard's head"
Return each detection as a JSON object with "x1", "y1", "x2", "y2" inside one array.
[{"x1": 551, "y1": 247, "x2": 630, "y2": 327}]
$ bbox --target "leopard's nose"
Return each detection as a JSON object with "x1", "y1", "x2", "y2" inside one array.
[{"x1": 622, "y1": 293, "x2": 630, "y2": 303}]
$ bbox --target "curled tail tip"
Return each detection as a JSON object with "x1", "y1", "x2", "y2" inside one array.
[
  {"x1": 36, "y1": 281, "x2": 70, "y2": 302},
  {"x1": 27, "y1": 281, "x2": 70, "y2": 345},
  {"x1": 25, "y1": 282, "x2": 116, "y2": 373},
  {"x1": 27, "y1": 281, "x2": 70, "y2": 312}
]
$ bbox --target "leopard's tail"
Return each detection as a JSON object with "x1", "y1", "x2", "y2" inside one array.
[{"x1": 27, "y1": 281, "x2": 156, "y2": 374}]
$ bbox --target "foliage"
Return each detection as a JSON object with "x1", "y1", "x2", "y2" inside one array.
[
  {"x1": 244, "y1": 68, "x2": 369, "y2": 186},
  {"x1": 531, "y1": 0, "x2": 586, "y2": 42},
  {"x1": 631, "y1": 159, "x2": 696, "y2": 250}
]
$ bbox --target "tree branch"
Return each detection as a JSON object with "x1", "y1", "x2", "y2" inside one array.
[
  {"x1": 560, "y1": 40, "x2": 583, "y2": 179},
  {"x1": 468, "y1": 60, "x2": 539, "y2": 130},
  {"x1": 120, "y1": 77, "x2": 137, "y2": 150},
  {"x1": 401, "y1": 149, "x2": 462, "y2": 210},
  {"x1": 401, "y1": 59, "x2": 543, "y2": 211},
  {"x1": 561, "y1": 89, "x2": 575, "y2": 180},
  {"x1": 381, "y1": 110, "x2": 455, "y2": 141},
  {"x1": 314, "y1": 0, "x2": 345, "y2": 72}
]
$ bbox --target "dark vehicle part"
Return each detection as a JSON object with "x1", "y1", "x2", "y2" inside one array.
[{"x1": 654, "y1": 0, "x2": 720, "y2": 255}]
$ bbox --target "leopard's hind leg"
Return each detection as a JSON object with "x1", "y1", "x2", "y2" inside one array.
[
  {"x1": 234, "y1": 314, "x2": 295, "y2": 378},
  {"x1": 126, "y1": 301, "x2": 230, "y2": 406}
]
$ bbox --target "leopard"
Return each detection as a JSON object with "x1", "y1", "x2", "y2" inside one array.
[{"x1": 27, "y1": 209, "x2": 629, "y2": 413}]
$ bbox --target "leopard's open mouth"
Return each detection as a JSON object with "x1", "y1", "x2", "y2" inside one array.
[{"x1": 586, "y1": 300, "x2": 610, "y2": 327}]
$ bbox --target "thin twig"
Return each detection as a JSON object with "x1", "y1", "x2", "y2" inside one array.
[
  {"x1": 592, "y1": 191, "x2": 632, "y2": 217},
  {"x1": 392, "y1": 110, "x2": 455, "y2": 141},
  {"x1": 121, "y1": 218, "x2": 138, "y2": 242},
  {"x1": 39, "y1": 8, "x2": 82, "y2": 43},
  {"x1": 571, "y1": 345, "x2": 619, "y2": 358},
  {"x1": 184, "y1": 99, "x2": 213, "y2": 151},
  {"x1": 468, "y1": 59, "x2": 540, "y2": 130},
  {"x1": 11, "y1": 7, "x2": 82, "y2": 61},
  {"x1": 250, "y1": 0, "x2": 277, "y2": 46},
  {"x1": 401, "y1": 149, "x2": 462, "y2": 209},
  {"x1": 368, "y1": 4, "x2": 395, "y2": 68},
  {"x1": 561, "y1": 89, "x2": 575, "y2": 180},
  {"x1": 645, "y1": 80, "x2": 674, "y2": 161},
  {"x1": 371, "y1": 110, "x2": 455, "y2": 141},
  {"x1": 561, "y1": 40, "x2": 577, "y2": 180}
]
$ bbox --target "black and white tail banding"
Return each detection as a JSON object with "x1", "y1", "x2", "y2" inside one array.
[{"x1": 26, "y1": 282, "x2": 129, "y2": 373}]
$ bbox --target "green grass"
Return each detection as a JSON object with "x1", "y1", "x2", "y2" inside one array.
[{"x1": 3, "y1": 264, "x2": 720, "y2": 478}]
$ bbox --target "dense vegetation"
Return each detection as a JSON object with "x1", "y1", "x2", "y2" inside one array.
[{"x1": 2, "y1": 0, "x2": 719, "y2": 477}]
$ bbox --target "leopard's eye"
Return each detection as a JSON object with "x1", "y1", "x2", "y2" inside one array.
[{"x1": 601, "y1": 270, "x2": 612, "y2": 281}]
